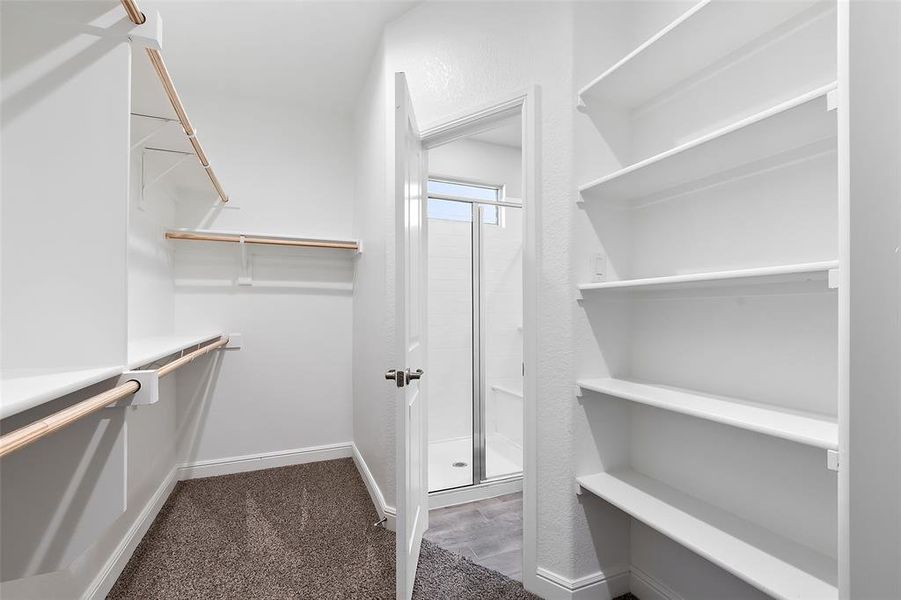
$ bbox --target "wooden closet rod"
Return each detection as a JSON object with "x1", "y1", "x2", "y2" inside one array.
[
  {"x1": 120, "y1": 0, "x2": 145, "y2": 25},
  {"x1": 166, "y1": 231, "x2": 360, "y2": 251},
  {"x1": 120, "y1": 0, "x2": 229, "y2": 203},
  {"x1": 0, "y1": 337, "x2": 228, "y2": 459}
]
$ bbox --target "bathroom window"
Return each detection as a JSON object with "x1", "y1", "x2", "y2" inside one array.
[{"x1": 428, "y1": 179, "x2": 502, "y2": 225}]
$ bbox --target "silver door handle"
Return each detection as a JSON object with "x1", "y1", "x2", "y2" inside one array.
[
  {"x1": 405, "y1": 368, "x2": 424, "y2": 384},
  {"x1": 385, "y1": 369, "x2": 405, "y2": 388}
]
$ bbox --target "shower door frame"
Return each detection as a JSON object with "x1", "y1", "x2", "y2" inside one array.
[{"x1": 428, "y1": 183, "x2": 523, "y2": 487}]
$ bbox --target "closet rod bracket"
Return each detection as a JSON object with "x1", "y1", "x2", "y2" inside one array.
[
  {"x1": 109, "y1": 369, "x2": 159, "y2": 407},
  {"x1": 126, "y1": 9, "x2": 163, "y2": 51}
]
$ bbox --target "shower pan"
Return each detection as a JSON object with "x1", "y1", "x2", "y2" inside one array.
[{"x1": 426, "y1": 178, "x2": 523, "y2": 493}]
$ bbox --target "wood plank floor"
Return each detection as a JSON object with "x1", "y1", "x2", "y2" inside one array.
[{"x1": 424, "y1": 492, "x2": 523, "y2": 581}]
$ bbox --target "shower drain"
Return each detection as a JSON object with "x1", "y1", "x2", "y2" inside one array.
[{"x1": 452, "y1": 461, "x2": 469, "y2": 468}]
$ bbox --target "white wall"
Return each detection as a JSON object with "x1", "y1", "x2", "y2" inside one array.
[
  {"x1": 351, "y1": 2, "x2": 580, "y2": 593},
  {"x1": 846, "y1": 1, "x2": 901, "y2": 597},
  {"x1": 167, "y1": 89, "x2": 355, "y2": 464}
]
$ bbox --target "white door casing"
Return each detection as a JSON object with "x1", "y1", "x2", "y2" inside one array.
[{"x1": 393, "y1": 72, "x2": 429, "y2": 600}]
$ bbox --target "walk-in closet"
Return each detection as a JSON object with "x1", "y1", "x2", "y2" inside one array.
[{"x1": 1, "y1": 1, "x2": 898, "y2": 599}]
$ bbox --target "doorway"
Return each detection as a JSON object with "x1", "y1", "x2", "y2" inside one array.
[{"x1": 425, "y1": 116, "x2": 524, "y2": 494}]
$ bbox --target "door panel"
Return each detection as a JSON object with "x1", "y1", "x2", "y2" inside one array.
[{"x1": 394, "y1": 72, "x2": 428, "y2": 600}]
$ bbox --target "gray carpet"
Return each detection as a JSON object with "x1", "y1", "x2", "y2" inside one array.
[{"x1": 108, "y1": 458, "x2": 540, "y2": 599}]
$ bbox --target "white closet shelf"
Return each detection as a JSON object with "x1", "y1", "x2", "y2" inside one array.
[
  {"x1": 577, "y1": 469, "x2": 838, "y2": 600},
  {"x1": 578, "y1": 261, "x2": 837, "y2": 294},
  {"x1": 578, "y1": 378, "x2": 837, "y2": 450},
  {"x1": 166, "y1": 228, "x2": 360, "y2": 252},
  {"x1": 578, "y1": 0, "x2": 824, "y2": 109},
  {"x1": 1, "y1": 365, "x2": 124, "y2": 420},
  {"x1": 127, "y1": 332, "x2": 225, "y2": 370},
  {"x1": 579, "y1": 84, "x2": 837, "y2": 205}
]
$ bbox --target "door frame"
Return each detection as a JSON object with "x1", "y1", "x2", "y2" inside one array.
[{"x1": 419, "y1": 87, "x2": 540, "y2": 593}]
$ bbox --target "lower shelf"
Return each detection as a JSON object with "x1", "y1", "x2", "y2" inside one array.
[
  {"x1": 127, "y1": 332, "x2": 225, "y2": 369},
  {"x1": 577, "y1": 469, "x2": 837, "y2": 600},
  {"x1": 1, "y1": 365, "x2": 124, "y2": 419}
]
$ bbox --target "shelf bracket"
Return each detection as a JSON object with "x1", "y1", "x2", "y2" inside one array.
[
  {"x1": 576, "y1": 96, "x2": 588, "y2": 114},
  {"x1": 131, "y1": 117, "x2": 179, "y2": 152},
  {"x1": 827, "y1": 268, "x2": 840, "y2": 290},
  {"x1": 141, "y1": 148, "x2": 192, "y2": 204},
  {"x1": 237, "y1": 236, "x2": 253, "y2": 286},
  {"x1": 826, "y1": 88, "x2": 839, "y2": 112},
  {"x1": 110, "y1": 369, "x2": 159, "y2": 407},
  {"x1": 827, "y1": 449, "x2": 840, "y2": 471}
]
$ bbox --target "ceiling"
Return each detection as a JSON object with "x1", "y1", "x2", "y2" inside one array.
[{"x1": 140, "y1": 1, "x2": 419, "y2": 113}]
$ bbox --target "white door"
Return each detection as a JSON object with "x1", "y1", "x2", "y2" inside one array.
[{"x1": 391, "y1": 72, "x2": 429, "y2": 600}]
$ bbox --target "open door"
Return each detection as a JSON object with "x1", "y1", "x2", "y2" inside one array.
[{"x1": 389, "y1": 72, "x2": 429, "y2": 600}]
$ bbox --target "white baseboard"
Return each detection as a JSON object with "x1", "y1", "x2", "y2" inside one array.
[
  {"x1": 629, "y1": 566, "x2": 684, "y2": 600},
  {"x1": 178, "y1": 441, "x2": 352, "y2": 480},
  {"x1": 85, "y1": 467, "x2": 178, "y2": 600},
  {"x1": 429, "y1": 476, "x2": 523, "y2": 509},
  {"x1": 533, "y1": 565, "x2": 631, "y2": 600},
  {"x1": 351, "y1": 443, "x2": 397, "y2": 531}
]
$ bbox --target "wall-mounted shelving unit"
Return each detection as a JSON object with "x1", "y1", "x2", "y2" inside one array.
[
  {"x1": 577, "y1": 0, "x2": 824, "y2": 110},
  {"x1": 574, "y1": 0, "x2": 842, "y2": 596},
  {"x1": 577, "y1": 378, "x2": 837, "y2": 450},
  {"x1": 578, "y1": 260, "x2": 837, "y2": 294},
  {"x1": 577, "y1": 470, "x2": 838, "y2": 600},
  {"x1": 127, "y1": 331, "x2": 226, "y2": 370},
  {"x1": 579, "y1": 84, "x2": 836, "y2": 205},
  {"x1": 1, "y1": 366, "x2": 126, "y2": 420}
]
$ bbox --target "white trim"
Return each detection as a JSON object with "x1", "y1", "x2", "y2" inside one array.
[
  {"x1": 178, "y1": 442, "x2": 352, "y2": 480},
  {"x1": 429, "y1": 476, "x2": 523, "y2": 509},
  {"x1": 352, "y1": 443, "x2": 397, "y2": 531},
  {"x1": 630, "y1": 566, "x2": 685, "y2": 600},
  {"x1": 84, "y1": 467, "x2": 179, "y2": 600},
  {"x1": 533, "y1": 565, "x2": 631, "y2": 600}
]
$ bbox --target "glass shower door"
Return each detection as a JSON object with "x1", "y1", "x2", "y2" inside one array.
[
  {"x1": 479, "y1": 205, "x2": 523, "y2": 480},
  {"x1": 426, "y1": 198, "x2": 474, "y2": 492}
]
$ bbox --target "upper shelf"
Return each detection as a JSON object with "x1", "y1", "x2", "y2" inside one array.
[
  {"x1": 577, "y1": 0, "x2": 825, "y2": 110},
  {"x1": 578, "y1": 377, "x2": 838, "y2": 450},
  {"x1": 578, "y1": 261, "x2": 837, "y2": 295},
  {"x1": 1, "y1": 365, "x2": 124, "y2": 420},
  {"x1": 127, "y1": 332, "x2": 224, "y2": 370},
  {"x1": 579, "y1": 84, "x2": 837, "y2": 206},
  {"x1": 577, "y1": 469, "x2": 837, "y2": 600}
]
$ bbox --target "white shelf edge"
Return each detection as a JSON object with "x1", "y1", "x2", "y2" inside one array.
[
  {"x1": 578, "y1": 260, "x2": 838, "y2": 292},
  {"x1": 127, "y1": 332, "x2": 225, "y2": 370},
  {"x1": 1, "y1": 365, "x2": 125, "y2": 420},
  {"x1": 577, "y1": 0, "x2": 711, "y2": 102},
  {"x1": 576, "y1": 469, "x2": 838, "y2": 600},
  {"x1": 577, "y1": 377, "x2": 838, "y2": 450},
  {"x1": 578, "y1": 83, "x2": 837, "y2": 196}
]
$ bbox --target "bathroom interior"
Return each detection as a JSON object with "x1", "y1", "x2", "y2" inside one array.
[{"x1": 426, "y1": 115, "x2": 524, "y2": 495}]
